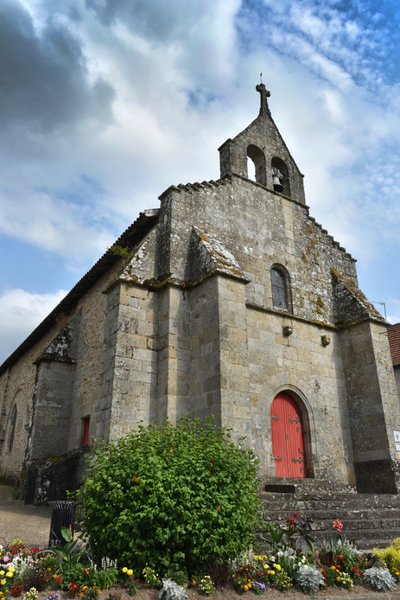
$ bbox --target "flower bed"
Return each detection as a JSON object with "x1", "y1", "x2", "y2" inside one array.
[{"x1": 1, "y1": 516, "x2": 400, "y2": 599}]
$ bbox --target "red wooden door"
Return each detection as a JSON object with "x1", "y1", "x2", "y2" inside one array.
[{"x1": 271, "y1": 392, "x2": 306, "y2": 478}]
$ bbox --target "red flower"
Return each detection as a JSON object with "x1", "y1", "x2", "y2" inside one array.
[
  {"x1": 332, "y1": 519, "x2": 343, "y2": 533},
  {"x1": 69, "y1": 581, "x2": 79, "y2": 592},
  {"x1": 287, "y1": 512, "x2": 300, "y2": 527}
]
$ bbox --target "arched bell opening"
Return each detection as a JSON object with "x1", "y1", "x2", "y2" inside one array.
[
  {"x1": 247, "y1": 144, "x2": 266, "y2": 186},
  {"x1": 270, "y1": 390, "x2": 313, "y2": 478},
  {"x1": 271, "y1": 156, "x2": 290, "y2": 196}
]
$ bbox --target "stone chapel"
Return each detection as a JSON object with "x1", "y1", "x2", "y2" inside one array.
[{"x1": 1, "y1": 84, "x2": 400, "y2": 505}]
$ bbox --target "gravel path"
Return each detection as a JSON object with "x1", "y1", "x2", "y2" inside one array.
[{"x1": 0, "y1": 484, "x2": 52, "y2": 547}]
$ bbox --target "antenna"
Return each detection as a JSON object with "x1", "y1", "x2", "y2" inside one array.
[{"x1": 372, "y1": 300, "x2": 387, "y2": 319}]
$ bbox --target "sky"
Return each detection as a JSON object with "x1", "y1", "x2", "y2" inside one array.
[{"x1": 1, "y1": 0, "x2": 400, "y2": 364}]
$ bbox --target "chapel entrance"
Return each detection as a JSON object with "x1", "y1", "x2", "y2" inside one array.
[{"x1": 271, "y1": 392, "x2": 306, "y2": 478}]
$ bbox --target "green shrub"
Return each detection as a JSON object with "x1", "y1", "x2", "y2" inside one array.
[
  {"x1": 79, "y1": 419, "x2": 261, "y2": 576},
  {"x1": 273, "y1": 571, "x2": 293, "y2": 592},
  {"x1": 373, "y1": 543, "x2": 400, "y2": 580}
]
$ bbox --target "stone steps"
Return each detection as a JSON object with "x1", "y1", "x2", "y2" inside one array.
[{"x1": 260, "y1": 481, "x2": 400, "y2": 550}]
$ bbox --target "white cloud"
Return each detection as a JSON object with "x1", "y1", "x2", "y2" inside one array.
[
  {"x1": 0, "y1": 288, "x2": 68, "y2": 363},
  {"x1": 0, "y1": 187, "x2": 115, "y2": 263}
]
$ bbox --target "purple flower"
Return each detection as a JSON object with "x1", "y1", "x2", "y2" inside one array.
[
  {"x1": 2, "y1": 556, "x2": 10, "y2": 563},
  {"x1": 254, "y1": 582, "x2": 266, "y2": 590},
  {"x1": 45, "y1": 594, "x2": 61, "y2": 600}
]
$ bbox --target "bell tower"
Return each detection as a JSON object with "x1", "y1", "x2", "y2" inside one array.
[{"x1": 218, "y1": 83, "x2": 306, "y2": 205}]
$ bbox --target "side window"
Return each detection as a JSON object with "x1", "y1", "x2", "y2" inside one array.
[
  {"x1": 8, "y1": 404, "x2": 17, "y2": 451},
  {"x1": 271, "y1": 265, "x2": 292, "y2": 312},
  {"x1": 81, "y1": 415, "x2": 90, "y2": 447}
]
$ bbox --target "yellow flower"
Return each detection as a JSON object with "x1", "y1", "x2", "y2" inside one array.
[
  {"x1": 263, "y1": 564, "x2": 269, "y2": 570},
  {"x1": 0, "y1": 580, "x2": 5, "y2": 586},
  {"x1": 6, "y1": 572, "x2": 13, "y2": 578},
  {"x1": 268, "y1": 570, "x2": 275, "y2": 576},
  {"x1": 9, "y1": 567, "x2": 15, "y2": 572},
  {"x1": 122, "y1": 567, "x2": 128, "y2": 573},
  {"x1": 127, "y1": 569, "x2": 133, "y2": 577},
  {"x1": 273, "y1": 564, "x2": 282, "y2": 571},
  {"x1": 0, "y1": 571, "x2": 4, "y2": 576},
  {"x1": 82, "y1": 586, "x2": 89, "y2": 591}
]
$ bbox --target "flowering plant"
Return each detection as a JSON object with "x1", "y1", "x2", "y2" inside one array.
[
  {"x1": 332, "y1": 519, "x2": 343, "y2": 534},
  {"x1": 231, "y1": 554, "x2": 293, "y2": 592},
  {"x1": 121, "y1": 567, "x2": 139, "y2": 595},
  {"x1": 190, "y1": 575, "x2": 215, "y2": 595},
  {"x1": 231, "y1": 563, "x2": 254, "y2": 593},
  {"x1": 142, "y1": 567, "x2": 161, "y2": 587},
  {"x1": 22, "y1": 589, "x2": 38, "y2": 600},
  {"x1": 0, "y1": 563, "x2": 15, "y2": 600}
]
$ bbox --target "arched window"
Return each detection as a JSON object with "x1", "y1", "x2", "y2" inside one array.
[
  {"x1": 7, "y1": 404, "x2": 17, "y2": 451},
  {"x1": 271, "y1": 157, "x2": 290, "y2": 197},
  {"x1": 271, "y1": 265, "x2": 291, "y2": 312},
  {"x1": 247, "y1": 144, "x2": 266, "y2": 185}
]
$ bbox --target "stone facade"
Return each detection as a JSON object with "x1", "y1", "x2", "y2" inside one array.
[{"x1": 1, "y1": 85, "x2": 400, "y2": 501}]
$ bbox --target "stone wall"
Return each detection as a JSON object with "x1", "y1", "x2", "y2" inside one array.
[
  {"x1": 0, "y1": 259, "x2": 124, "y2": 486},
  {"x1": 340, "y1": 321, "x2": 400, "y2": 492},
  {"x1": 0, "y1": 319, "x2": 68, "y2": 481},
  {"x1": 107, "y1": 282, "x2": 159, "y2": 439},
  {"x1": 159, "y1": 176, "x2": 357, "y2": 328},
  {"x1": 188, "y1": 276, "x2": 221, "y2": 421},
  {"x1": 246, "y1": 306, "x2": 353, "y2": 483}
]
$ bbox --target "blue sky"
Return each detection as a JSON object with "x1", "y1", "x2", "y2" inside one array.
[{"x1": 1, "y1": 0, "x2": 400, "y2": 363}]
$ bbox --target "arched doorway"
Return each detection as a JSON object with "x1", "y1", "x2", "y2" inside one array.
[{"x1": 271, "y1": 392, "x2": 306, "y2": 478}]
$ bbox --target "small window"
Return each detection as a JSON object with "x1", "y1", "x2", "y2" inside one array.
[
  {"x1": 271, "y1": 266, "x2": 291, "y2": 312},
  {"x1": 81, "y1": 416, "x2": 90, "y2": 447},
  {"x1": 8, "y1": 405, "x2": 17, "y2": 451}
]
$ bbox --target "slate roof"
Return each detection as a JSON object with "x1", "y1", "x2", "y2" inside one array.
[{"x1": 388, "y1": 323, "x2": 400, "y2": 367}]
